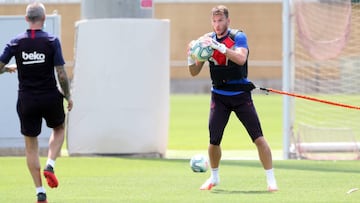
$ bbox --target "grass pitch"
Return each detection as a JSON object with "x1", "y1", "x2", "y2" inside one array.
[
  {"x1": 0, "y1": 157, "x2": 359, "y2": 202},
  {"x1": 169, "y1": 93, "x2": 283, "y2": 150},
  {"x1": 1, "y1": 94, "x2": 360, "y2": 202}
]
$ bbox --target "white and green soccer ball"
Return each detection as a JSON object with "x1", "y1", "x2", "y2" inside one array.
[
  {"x1": 190, "y1": 40, "x2": 214, "y2": 62},
  {"x1": 190, "y1": 154, "x2": 209, "y2": 172}
]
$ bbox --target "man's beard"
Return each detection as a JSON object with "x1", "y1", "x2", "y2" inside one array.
[
  {"x1": 219, "y1": 28, "x2": 227, "y2": 36},
  {"x1": 215, "y1": 28, "x2": 227, "y2": 37}
]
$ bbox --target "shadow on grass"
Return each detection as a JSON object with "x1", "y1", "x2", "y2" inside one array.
[
  {"x1": 211, "y1": 189, "x2": 270, "y2": 194},
  {"x1": 95, "y1": 156, "x2": 360, "y2": 174},
  {"x1": 218, "y1": 159, "x2": 360, "y2": 174},
  {"x1": 142, "y1": 158, "x2": 360, "y2": 174}
]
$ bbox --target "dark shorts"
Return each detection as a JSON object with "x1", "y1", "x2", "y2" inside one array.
[
  {"x1": 17, "y1": 90, "x2": 65, "y2": 137},
  {"x1": 208, "y1": 91, "x2": 263, "y2": 145}
]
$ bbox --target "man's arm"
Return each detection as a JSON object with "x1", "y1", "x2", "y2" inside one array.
[
  {"x1": 189, "y1": 61, "x2": 205, "y2": 76},
  {"x1": 55, "y1": 65, "x2": 73, "y2": 111},
  {"x1": 187, "y1": 39, "x2": 206, "y2": 76},
  {"x1": 204, "y1": 38, "x2": 248, "y2": 66},
  {"x1": 224, "y1": 47, "x2": 248, "y2": 66}
]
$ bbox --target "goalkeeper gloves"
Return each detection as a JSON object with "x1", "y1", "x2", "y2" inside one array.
[
  {"x1": 187, "y1": 40, "x2": 196, "y2": 66},
  {"x1": 202, "y1": 37, "x2": 227, "y2": 54},
  {"x1": 187, "y1": 55, "x2": 196, "y2": 66}
]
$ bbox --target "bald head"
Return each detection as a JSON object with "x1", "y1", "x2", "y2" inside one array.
[{"x1": 26, "y1": 2, "x2": 46, "y2": 23}]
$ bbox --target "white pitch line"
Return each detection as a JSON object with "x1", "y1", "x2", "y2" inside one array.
[{"x1": 346, "y1": 188, "x2": 359, "y2": 194}]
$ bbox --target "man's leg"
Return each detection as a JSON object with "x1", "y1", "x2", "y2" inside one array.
[
  {"x1": 199, "y1": 144, "x2": 221, "y2": 190},
  {"x1": 24, "y1": 136, "x2": 42, "y2": 188},
  {"x1": 200, "y1": 93, "x2": 231, "y2": 190},
  {"x1": 234, "y1": 92, "x2": 278, "y2": 192},
  {"x1": 44, "y1": 123, "x2": 65, "y2": 188},
  {"x1": 208, "y1": 144, "x2": 221, "y2": 169},
  {"x1": 254, "y1": 137, "x2": 273, "y2": 169},
  {"x1": 24, "y1": 136, "x2": 48, "y2": 202},
  {"x1": 48, "y1": 124, "x2": 65, "y2": 160},
  {"x1": 254, "y1": 137, "x2": 278, "y2": 191}
]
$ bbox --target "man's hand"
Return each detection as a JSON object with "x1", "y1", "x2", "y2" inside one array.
[
  {"x1": 5, "y1": 64, "x2": 17, "y2": 73},
  {"x1": 201, "y1": 37, "x2": 227, "y2": 54},
  {"x1": 0, "y1": 63, "x2": 17, "y2": 74}
]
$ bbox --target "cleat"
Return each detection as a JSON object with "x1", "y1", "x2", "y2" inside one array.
[
  {"x1": 37, "y1": 192, "x2": 47, "y2": 203},
  {"x1": 43, "y1": 165, "x2": 58, "y2": 188},
  {"x1": 200, "y1": 178, "x2": 219, "y2": 190},
  {"x1": 268, "y1": 185, "x2": 278, "y2": 192}
]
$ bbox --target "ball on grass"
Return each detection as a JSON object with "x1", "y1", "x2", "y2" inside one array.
[{"x1": 190, "y1": 154, "x2": 209, "y2": 173}]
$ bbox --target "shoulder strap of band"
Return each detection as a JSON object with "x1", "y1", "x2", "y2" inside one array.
[{"x1": 229, "y1": 29, "x2": 241, "y2": 40}]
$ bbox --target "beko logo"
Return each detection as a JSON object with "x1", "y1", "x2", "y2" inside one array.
[{"x1": 22, "y1": 51, "x2": 45, "y2": 65}]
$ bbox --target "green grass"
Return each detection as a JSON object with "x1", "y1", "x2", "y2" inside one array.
[
  {"x1": 3, "y1": 94, "x2": 360, "y2": 202},
  {"x1": 169, "y1": 94, "x2": 283, "y2": 150},
  {"x1": 0, "y1": 157, "x2": 359, "y2": 202}
]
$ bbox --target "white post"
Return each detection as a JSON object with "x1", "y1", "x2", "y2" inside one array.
[{"x1": 282, "y1": 0, "x2": 292, "y2": 159}]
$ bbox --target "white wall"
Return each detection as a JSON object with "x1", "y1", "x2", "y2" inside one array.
[{"x1": 67, "y1": 19, "x2": 170, "y2": 157}]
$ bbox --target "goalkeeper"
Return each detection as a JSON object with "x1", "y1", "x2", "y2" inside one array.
[{"x1": 187, "y1": 5, "x2": 278, "y2": 191}]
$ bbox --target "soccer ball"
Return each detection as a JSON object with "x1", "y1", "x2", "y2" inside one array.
[
  {"x1": 190, "y1": 39, "x2": 214, "y2": 62},
  {"x1": 190, "y1": 154, "x2": 209, "y2": 172}
]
